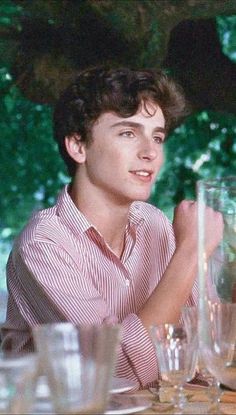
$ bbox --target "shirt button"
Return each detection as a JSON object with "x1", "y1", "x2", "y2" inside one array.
[{"x1": 125, "y1": 279, "x2": 130, "y2": 287}]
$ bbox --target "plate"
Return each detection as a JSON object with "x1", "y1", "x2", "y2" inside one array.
[
  {"x1": 33, "y1": 395, "x2": 151, "y2": 415},
  {"x1": 105, "y1": 394, "x2": 151, "y2": 415},
  {"x1": 36, "y1": 376, "x2": 138, "y2": 398},
  {"x1": 110, "y1": 377, "x2": 138, "y2": 394}
]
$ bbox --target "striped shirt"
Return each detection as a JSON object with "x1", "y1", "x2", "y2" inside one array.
[{"x1": 1, "y1": 185, "x2": 198, "y2": 389}]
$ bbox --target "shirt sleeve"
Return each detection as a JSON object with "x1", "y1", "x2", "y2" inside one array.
[
  {"x1": 3, "y1": 211, "x2": 198, "y2": 390},
  {"x1": 4, "y1": 241, "x2": 157, "y2": 389},
  {"x1": 115, "y1": 314, "x2": 158, "y2": 389}
]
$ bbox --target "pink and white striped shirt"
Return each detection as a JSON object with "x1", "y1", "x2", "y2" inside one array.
[{"x1": 1, "y1": 185, "x2": 198, "y2": 388}]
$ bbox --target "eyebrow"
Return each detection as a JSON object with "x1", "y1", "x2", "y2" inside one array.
[{"x1": 110, "y1": 121, "x2": 166, "y2": 135}]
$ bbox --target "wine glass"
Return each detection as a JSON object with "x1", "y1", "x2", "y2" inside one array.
[
  {"x1": 182, "y1": 305, "x2": 224, "y2": 414},
  {"x1": 150, "y1": 324, "x2": 198, "y2": 414},
  {"x1": 199, "y1": 302, "x2": 236, "y2": 389},
  {"x1": 197, "y1": 177, "x2": 236, "y2": 390}
]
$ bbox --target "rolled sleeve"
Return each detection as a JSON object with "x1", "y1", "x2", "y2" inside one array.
[
  {"x1": 3, "y1": 243, "x2": 159, "y2": 389},
  {"x1": 116, "y1": 313, "x2": 158, "y2": 389}
]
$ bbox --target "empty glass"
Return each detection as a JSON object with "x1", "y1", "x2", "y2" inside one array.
[
  {"x1": 33, "y1": 322, "x2": 120, "y2": 414},
  {"x1": 197, "y1": 177, "x2": 236, "y2": 390},
  {"x1": 150, "y1": 324, "x2": 198, "y2": 414},
  {"x1": 0, "y1": 353, "x2": 37, "y2": 414},
  {"x1": 199, "y1": 302, "x2": 236, "y2": 391},
  {"x1": 182, "y1": 305, "x2": 223, "y2": 414}
]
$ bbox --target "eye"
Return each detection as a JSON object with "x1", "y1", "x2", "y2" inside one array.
[
  {"x1": 153, "y1": 135, "x2": 165, "y2": 144},
  {"x1": 119, "y1": 130, "x2": 135, "y2": 138}
]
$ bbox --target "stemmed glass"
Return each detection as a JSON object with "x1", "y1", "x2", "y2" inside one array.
[
  {"x1": 197, "y1": 177, "x2": 236, "y2": 391},
  {"x1": 150, "y1": 324, "x2": 198, "y2": 414},
  {"x1": 199, "y1": 302, "x2": 236, "y2": 390},
  {"x1": 182, "y1": 305, "x2": 224, "y2": 414}
]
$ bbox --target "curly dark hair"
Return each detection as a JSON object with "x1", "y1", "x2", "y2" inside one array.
[{"x1": 53, "y1": 67, "x2": 190, "y2": 177}]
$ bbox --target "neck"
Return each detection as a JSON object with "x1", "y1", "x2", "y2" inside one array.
[{"x1": 69, "y1": 180, "x2": 131, "y2": 258}]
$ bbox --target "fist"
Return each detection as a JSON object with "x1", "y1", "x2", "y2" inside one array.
[{"x1": 173, "y1": 200, "x2": 223, "y2": 258}]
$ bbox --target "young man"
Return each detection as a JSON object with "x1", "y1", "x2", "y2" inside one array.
[{"x1": 1, "y1": 67, "x2": 223, "y2": 389}]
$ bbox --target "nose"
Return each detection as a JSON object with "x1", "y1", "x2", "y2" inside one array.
[{"x1": 137, "y1": 138, "x2": 158, "y2": 161}]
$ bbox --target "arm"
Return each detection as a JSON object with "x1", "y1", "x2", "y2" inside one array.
[
  {"x1": 2, "y1": 242, "x2": 156, "y2": 388},
  {"x1": 138, "y1": 200, "x2": 224, "y2": 329}
]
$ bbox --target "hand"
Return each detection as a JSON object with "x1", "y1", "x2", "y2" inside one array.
[{"x1": 173, "y1": 200, "x2": 224, "y2": 259}]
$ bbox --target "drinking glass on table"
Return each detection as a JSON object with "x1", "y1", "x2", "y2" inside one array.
[
  {"x1": 199, "y1": 302, "x2": 236, "y2": 389},
  {"x1": 0, "y1": 352, "x2": 37, "y2": 414},
  {"x1": 197, "y1": 177, "x2": 236, "y2": 391},
  {"x1": 33, "y1": 322, "x2": 121, "y2": 414},
  {"x1": 150, "y1": 324, "x2": 198, "y2": 414},
  {"x1": 182, "y1": 305, "x2": 224, "y2": 414}
]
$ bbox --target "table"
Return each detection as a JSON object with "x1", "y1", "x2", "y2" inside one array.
[{"x1": 129, "y1": 384, "x2": 236, "y2": 414}]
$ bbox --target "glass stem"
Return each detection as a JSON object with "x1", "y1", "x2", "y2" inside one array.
[
  {"x1": 207, "y1": 380, "x2": 223, "y2": 414},
  {"x1": 172, "y1": 384, "x2": 186, "y2": 414}
]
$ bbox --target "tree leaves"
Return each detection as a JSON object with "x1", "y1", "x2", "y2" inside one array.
[{"x1": 0, "y1": 1, "x2": 236, "y2": 291}]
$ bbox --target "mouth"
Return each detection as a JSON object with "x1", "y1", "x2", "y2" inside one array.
[{"x1": 129, "y1": 169, "x2": 153, "y2": 182}]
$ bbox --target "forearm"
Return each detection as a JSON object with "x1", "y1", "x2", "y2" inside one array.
[
  {"x1": 137, "y1": 245, "x2": 198, "y2": 330},
  {"x1": 138, "y1": 199, "x2": 224, "y2": 331},
  {"x1": 115, "y1": 313, "x2": 158, "y2": 389}
]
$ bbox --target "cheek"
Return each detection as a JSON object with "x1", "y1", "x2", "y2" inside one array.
[
  {"x1": 154, "y1": 149, "x2": 164, "y2": 173},
  {"x1": 86, "y1": 141, "x2": 129, "y2": 173},
  {"x1": 104, "y1": 147, "x2": 126, "y2": 165},
  {"x1": 86, "y1": 144, "x2": 103, "y2": 164},
  {"x1": 159, "y1": 147, "x2": 165, "y2": 162}
]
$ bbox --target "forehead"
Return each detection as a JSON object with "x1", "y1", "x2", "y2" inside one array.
[{"x1": 94, "y1": 101, "x2": 165, "y2": 129}]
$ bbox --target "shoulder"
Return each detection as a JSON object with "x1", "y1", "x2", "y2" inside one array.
[
  {"x1": 14, "y1": 205, "x2": 60, "y2": 250},
  {"x1": 14, "y1": 186, "x2": 77, "y2": 250}
]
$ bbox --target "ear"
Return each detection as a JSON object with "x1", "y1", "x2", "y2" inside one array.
[{"x1": 65, "y1": 134, "x2": 86, "y2": 164}]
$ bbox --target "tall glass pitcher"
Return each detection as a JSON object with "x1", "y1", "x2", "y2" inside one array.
[{"x1": 197, "y1": 177, "x2": 236, "y2": 390}]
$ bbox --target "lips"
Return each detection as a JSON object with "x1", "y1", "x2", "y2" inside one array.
[
  {"x1": 130, "y1": 169, "x2": 153, "y2": 176},
  {"x1": 129, "y1": 169, "x2": 153, "y2": 181}
]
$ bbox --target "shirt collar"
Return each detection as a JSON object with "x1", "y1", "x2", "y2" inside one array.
[
  {"x1": 128, "y1": 202, "x2": 145, "y2": 228},
  {"x1": 56, "y1": 185, "x2": 145, "y2": 236},
  {"x1": 56, "y1": 185, "x2": 93, "y2": 234}
]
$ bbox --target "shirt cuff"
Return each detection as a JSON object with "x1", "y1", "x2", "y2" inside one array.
[{"x1": 116, "y1": 313, "x2": 158, "y2": 389}]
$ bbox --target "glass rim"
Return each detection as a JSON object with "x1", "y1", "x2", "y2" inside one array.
[
  {"x1": 197, "y1": 176, "x2": 236, "y2": 190},
  {"x1": 33, "y1": 322, "x2": 121, "y2": 331},
  {"x1": 150, "y1": 322, "x2": 184, "y2": 330},
  {"x1": 0, "y1": 352, "x2": 37, "y2": 366}
]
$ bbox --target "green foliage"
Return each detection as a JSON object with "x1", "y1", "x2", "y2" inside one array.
[
  {"x1": 0, "y1": 69, "x2": 68, "y2": 241},
  {"x1": 217, "y1": 15, "x2": 236, "y2": 62},
  {"x1": 0, "y1": 0, "x2": 22, "y2": 69},
  {"x1": 0, "y1": 1, "x2": 236, "y2": 293},
  {"x1": 150, "y1": 110, "x2": 236, "y2": 219},
  {"x1": 0, "y1": 0, "x2": 22, "y2": 27}
]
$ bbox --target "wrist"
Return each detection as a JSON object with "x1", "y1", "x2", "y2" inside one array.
[{"x1": 174, "y1": 243, "x2": 198, "y2": 265}]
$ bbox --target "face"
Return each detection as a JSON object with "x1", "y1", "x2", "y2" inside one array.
[{"x1": 77, "y1": 102, "x2": 166, "y2": 206}]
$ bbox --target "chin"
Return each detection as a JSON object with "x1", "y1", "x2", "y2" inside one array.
[
  {"x1": 113, "y1": 188, "x2": 151, "y2": 205},
  {"x1": 129, "y1": 192, "x2": 150, "y2": 203},
  {"x1": 137, "y1": 195, "x2": 150, "y2": 202}
]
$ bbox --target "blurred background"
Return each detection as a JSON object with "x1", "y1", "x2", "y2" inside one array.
[{"x1": 0, "y1": 0, "x2": 236, "y2": 297}]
